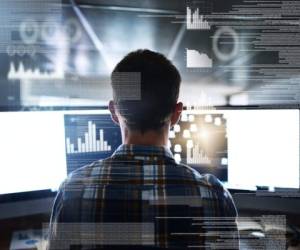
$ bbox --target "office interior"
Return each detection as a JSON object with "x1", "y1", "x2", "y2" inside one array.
[{"x1": 0, "y1": 0, "x2": 300, "y2": 249}]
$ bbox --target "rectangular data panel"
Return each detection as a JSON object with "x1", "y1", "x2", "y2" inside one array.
[
  {"x1": 64, "y1": 114, "x2": 121, "y2": 174},
  {"x1": 170, "y1": 109, "x2": 300, "y2": 190}
]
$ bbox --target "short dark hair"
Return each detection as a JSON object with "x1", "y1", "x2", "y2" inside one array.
[{"x1": 111, "y1": 49, "x2": 181, "y2": 133}]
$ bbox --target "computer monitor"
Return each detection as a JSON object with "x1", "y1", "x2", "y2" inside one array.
[
  {"x1": 0, "y1": 109, "x2": 121, "y2": 195},
  {"x1": 170, "y1": 108, "x2": 300, "y2": 190},
  {"x1": 0, "y1": 108, "x2": 299, "y2": 196}
]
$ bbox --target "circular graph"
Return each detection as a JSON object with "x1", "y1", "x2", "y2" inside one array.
[
  {"x1": 20, "y1": 19, "x2": 39, "y2": 44},
  {"x1": 213, "y1": 26, "x2": 239, "y2": 61}
]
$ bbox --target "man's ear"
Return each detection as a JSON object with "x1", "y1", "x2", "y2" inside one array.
[
  {"x1": 170, "y1": 102, "x2": 183, "y2": 127},
  {"x1": 108, "y1": 100, "x2": 119, "y2": 125}
]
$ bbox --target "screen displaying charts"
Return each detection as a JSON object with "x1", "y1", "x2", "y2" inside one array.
[
  {"x1": 170, "y1": 109, "x2": 300, "y2": 190},
  {"x1": 0, "y1": 108, "x2": 298, "y2": 195},
  {"x1": 64, "y1": 114, "x2": 121, "y2": 174},
  {"x1": 169, "y1": 112, "x2": 228, "y2": 181},
  {"x1": 0, "y1": 109, "x2": 122, "y2": 195}
]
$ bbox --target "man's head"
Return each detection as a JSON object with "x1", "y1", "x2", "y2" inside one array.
[{"x1": 109, "y1": 49, "x2": 182, "y2": 138}]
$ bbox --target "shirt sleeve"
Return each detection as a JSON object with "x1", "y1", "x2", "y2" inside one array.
[
  {"x1": 206, "y1": 174, "x2": 240, "y2": 249},
  {"x1": 47, "y1": 181, "x2": 65, "y2": 250},
  {"x1": 223, "y1": 185, "x2": 240, "y2": 250}
]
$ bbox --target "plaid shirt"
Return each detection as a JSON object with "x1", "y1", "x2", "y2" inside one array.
[{"x1": 48, "y1": 144, "x2": 239, "y2": 250}]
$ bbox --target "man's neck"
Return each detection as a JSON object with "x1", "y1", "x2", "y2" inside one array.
[{"x1": 122, "y1": 127, "x2": 169, "y2": 147}]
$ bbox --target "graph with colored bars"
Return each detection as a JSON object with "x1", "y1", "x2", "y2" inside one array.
[
  {"x1": 66, "y1": 121, "x2": 111, "y2": 154},
  {"x1": 186, "y1": 7, "x2": 210, "y2": 30}
]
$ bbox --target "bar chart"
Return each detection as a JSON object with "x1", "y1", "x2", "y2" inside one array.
[
  {"x1": 187, "y1": 142, "x2": 211, "y2": 165},
  {"x1": 186, "y1": 7, "x2": 210, "y2": 30},
  {"x1": 64, "y1": 114, "x2": 121, "y2": 173},
  {"x1": 66, "y1": 121, "x2": 112, "y2": 154}
]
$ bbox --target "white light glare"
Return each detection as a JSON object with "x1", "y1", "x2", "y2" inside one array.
[
  {"x1": 174, "y1": 154, "x2": 181, "y2": 163},
  {"x1": 75, "y1": 52, "x2": 89, "y2": 75},
  {"x1": 188, "y1": 115, "x2": 195, "y2": 122},
  {"x1": 174, "y1": 124, "x2": 181, "y2": 133},
  {"x1": 205, "y1": 114, "x2": 213, "y2": 123},
  {"x1": 174, "y1": 144, "x2": 182, "y2": 153},
  {"x1": 190, "y1": 124, "x2": 198, "y2": 132},
  {"x1": 200, "y1": 129, "x2": 208, "y2": 139},
  {"x1": 183, "y1": 129, "x2": 191, "y2": 138},
  {"x1": 214, "y1": 117, "x2": 222, "y2": 126},
  {"x1": 187, "y1": 139, "x2": 193, "y2": 149},
  {"x1": 169, "y1": 130, "x2": 175, "y2": 139},
  {"x1": 181, "y1": 113, "x2": 188, "y2": 122}
]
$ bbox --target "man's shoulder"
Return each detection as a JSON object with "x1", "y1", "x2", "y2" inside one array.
[
  {"x1": 69, "y1": 155, "x2": 117, "y2": 175},
  {"x1": 58, "y1": 157, "x2": 237, "y2": 216},
  {"x1": 175, "y1": 163, "x2": 225, "y2": 189},
  {"x1": 66, "y1": 158, "x2": 226, "y2": 190},
  {"x1": 177, "y1": 163, "x2": 237, "y2": 216},
  {"x1": 64, "y1": 158, "x2": 229, "y2": 197},
  {"x1": 68, "y1": 160, "x2": 102, "y2": 178}
]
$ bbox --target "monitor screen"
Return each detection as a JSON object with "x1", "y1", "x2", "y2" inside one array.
[
  {"x1": 170, "y1": 109, "x2": 300, "y2": 190},
  {"x1": 0, "y1": 108, "x2": 299, "y2": 195},
  {"x1": 0, "y1": 109, "x2": 121, "y2": 195}
]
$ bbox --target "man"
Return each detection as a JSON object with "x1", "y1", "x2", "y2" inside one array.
[{"x1": 48, "y1": 50, "x2": 239, "y2": 249}]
